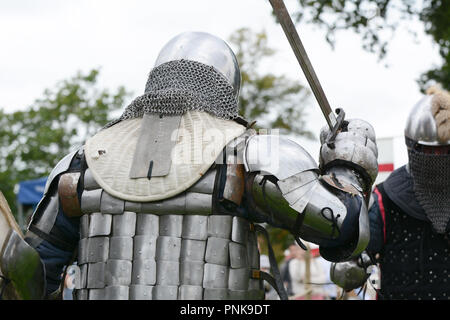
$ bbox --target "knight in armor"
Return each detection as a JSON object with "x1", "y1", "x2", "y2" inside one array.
[
  {"x1": 0, "y1": 31, "x2": 378, "y2": 300},
  {"x1": 331, "y1": 86, "x2": 450, "y2": 300}
]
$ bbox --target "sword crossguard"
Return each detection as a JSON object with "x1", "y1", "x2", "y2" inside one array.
[{"x1": 325, "y1": 108, "x2": 346, "y2": 149}]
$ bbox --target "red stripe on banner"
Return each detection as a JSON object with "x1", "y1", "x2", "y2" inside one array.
[
  {"x1": 310, "y1": 248, "x2": 320, "y2": 258},
  {"x1": 378, "y1": 163, "x2": 394, "y2": 172},
  {"x1": 374, "y1": 187, "x2": 386, "y2": 243}
]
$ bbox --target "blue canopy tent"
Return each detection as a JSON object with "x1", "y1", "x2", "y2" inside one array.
[
  {"x1": 17, "y1": 177, "x2": 47, "y2": 206},
  {"x1": 16, "y1": 177, "x2": 47, "y2": 230}
]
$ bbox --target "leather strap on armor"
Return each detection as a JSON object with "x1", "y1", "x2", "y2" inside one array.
[
  {"x1": 28, "y1": 224, "x2": 75, "y2": 253},
  {"x1": 58, "y1": 172, "x2": 82, "y2": 218},
  {"x1": 253, "y1": 224, "x2": 288, "y2": 300}
]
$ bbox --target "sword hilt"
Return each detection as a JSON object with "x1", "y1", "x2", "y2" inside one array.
[{"x1": 325, "y1": 108, "x2": 346, "y2": 149}]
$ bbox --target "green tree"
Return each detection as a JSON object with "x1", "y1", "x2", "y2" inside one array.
[
  {"x1": 290, "y1": 0, "x2": 450, "y2": 91},
  {"x1": 230, "y1": 27, "x2": 313, "y2": 138},
  {"x1": 0, "y1": 69, "x2": 130, "y2": 219}
]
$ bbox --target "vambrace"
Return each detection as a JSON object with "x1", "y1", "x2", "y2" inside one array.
[
  {"x1": 243, "y1": 134, "x2": 370, "y2": 262},
  {"x1": 1, "y1": 230, "x2": 46, "y2": 299},
  {"x1": 0, "y1": 193, "x2": 46, "y2": 299}
]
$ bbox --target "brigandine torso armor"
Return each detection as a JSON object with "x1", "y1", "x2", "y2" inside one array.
[{"x1": 73, "y1": 133, "x2": 264, "y2": 300}]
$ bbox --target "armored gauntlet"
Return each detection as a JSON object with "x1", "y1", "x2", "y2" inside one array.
[
  {"x1": 329, "y1": 251, "x2": 373, "y2": 292},
  {"x1": 319, "y1": 118, "x2": 378, "y2": 193}
]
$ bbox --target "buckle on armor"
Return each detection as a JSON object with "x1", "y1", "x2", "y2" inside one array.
[{"x1": 251, "y1": 269, "x2": 261, "y2": 279}]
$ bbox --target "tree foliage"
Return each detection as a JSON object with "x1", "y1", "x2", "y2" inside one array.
[
  {"x1": 0, "y1": 69, "x2": 129, "y2": 215},
  {"x1": 291, "y1": 0, "x2": 450, "y2": 90},
  {"x1": 230, "y1": 28, "x2": 313, "y2": 137}
]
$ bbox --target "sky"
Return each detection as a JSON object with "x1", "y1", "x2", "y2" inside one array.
[{"x1": 0, "y1": 0, "x2": 442, "y2": 166}]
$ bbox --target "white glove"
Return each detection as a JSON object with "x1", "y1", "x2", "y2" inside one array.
[{"x1": 319, "y1": 119, "x2": 378, "y2": 186}]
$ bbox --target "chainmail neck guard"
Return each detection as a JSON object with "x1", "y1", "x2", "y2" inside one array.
[
  {"x1": 106, "y1": 59, "x2": 239, "y2": 128},
  {"x1": 408, "y1": 149, "x2": 450, "y2": 234}
]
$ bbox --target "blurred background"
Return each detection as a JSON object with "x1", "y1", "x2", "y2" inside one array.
[{"x1": 0, "y1": 0, "x2": 448, "y2": 300}]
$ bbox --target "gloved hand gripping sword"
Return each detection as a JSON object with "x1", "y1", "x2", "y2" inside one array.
[
  {"x1": 266, "y1": 0, "x2": 379, "y2": 269},
  {"x1": 269, "y1": 0, "x2": 378, "y2": 193}
]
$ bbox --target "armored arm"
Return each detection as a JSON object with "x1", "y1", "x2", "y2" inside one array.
[
  {"x1": 1, "y1": 149, "x2": 83, "y2": 299},
  {"x1": 0, "y1": 191, "x2": 46, "y2": 300},
  {"x1": 243, "y1": 120, "x2": 378, "y2": 263}
]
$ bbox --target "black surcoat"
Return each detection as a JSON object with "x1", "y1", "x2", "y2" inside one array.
[{"x1": 369, "y1": 166, "x2": 450, "y2": 300}]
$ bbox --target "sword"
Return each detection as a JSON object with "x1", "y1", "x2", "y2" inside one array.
[{"x1": 268, "y1": 0, "x2": 345, "y2": 148}]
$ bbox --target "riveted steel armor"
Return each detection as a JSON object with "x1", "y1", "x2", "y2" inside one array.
[{"x1": 73, "y1": 166, "x2": 264, "y2": 300}]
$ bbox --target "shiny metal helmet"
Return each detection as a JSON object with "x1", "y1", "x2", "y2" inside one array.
[
  {"x1": 154, "y1": 31, "x2": 241, "y2": 96},
  {"x1": 405, "y1": 88, "x2": 450, "y2": 234},
  {"x1": 404, "y1": 91, "x2": 450, "y2": 146}
]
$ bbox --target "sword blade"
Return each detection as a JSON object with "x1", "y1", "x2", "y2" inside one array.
[{"x1": 269, "y1": 0, "x2": 336, "y2": 130}]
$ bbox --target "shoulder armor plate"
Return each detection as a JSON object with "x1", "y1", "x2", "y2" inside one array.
[
  {"x1": 243, "y1": 134, "x2": 318, "y2": 180},
  {"x1": 58, "y1": 172, "x2": 82, "y2": 217},
  {"x1": 43, "y1": 149, "x2": 81, "y2": 195}
]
